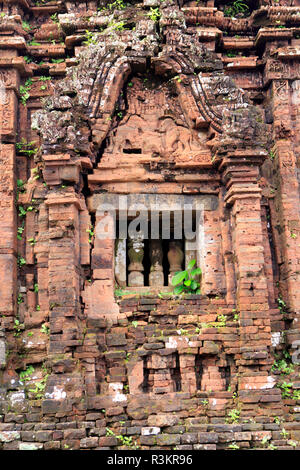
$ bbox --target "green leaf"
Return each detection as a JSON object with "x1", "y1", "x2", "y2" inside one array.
[
  {"x1": 171, "y1": 270, "x2": 187, "y2": 286},
  {"x1": 174, "y1": 284, "x2": 184, "y2": 295},
  {"x1": 191, "y1": 267, "x2": 202, "y2": 277},
  {"x1": 187, "y1": 259, "x2": 196, "y2": 270},
  {"x1": 190, "y1": 280, "x2": 199, "y2": 291},
  {"x1": 184, "y1": 279, "x2": 191, "y2": 287}
]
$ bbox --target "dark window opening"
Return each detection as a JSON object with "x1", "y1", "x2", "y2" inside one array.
[
  {"x1": 171, "y1": 352, "x2": 182, "y2": 392},
  {"x1": 123, "y1": 148, "x2": 142, "y2": 154},
  {"x1": 195, "y1": 355, "x2": 203, "y2": 390},
  {"x1": 142, "y1": 357, "x2": 150, "y2": 393}
]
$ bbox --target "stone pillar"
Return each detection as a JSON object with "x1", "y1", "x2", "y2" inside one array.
[
  {"x1": 149, "y1": 239, "x2": 164, "y2": 287},
  {"x1": 167, "y1": 241, "x2": 184, "y2": 286},
  {"x1": 115, "y1": 238, "x2": 127, "y2": 288},
  {"x1": 128, "y1": 235, "x2": 144, "y2": 287},
  {"x1": 185, "y1": 238, "x2": 196, "y2": 272}
]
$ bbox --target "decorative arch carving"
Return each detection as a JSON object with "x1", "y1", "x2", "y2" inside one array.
[{"x1": 34, "y1": 39, "x2": 265, "y2": 172}]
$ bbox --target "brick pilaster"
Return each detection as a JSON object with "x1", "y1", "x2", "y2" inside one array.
[
  {"x1": 219, "y1": 151, "x2": 272, "y2": 365},
  {"x1": 271, "y1": 79, "x2": 300, "y2": 327}
]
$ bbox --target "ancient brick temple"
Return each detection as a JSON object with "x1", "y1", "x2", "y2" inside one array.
[{"x1": 0, "y1": 0, "x2": 300, "y2": 451}]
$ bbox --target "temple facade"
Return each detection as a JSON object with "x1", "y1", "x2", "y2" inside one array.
[{"x1": 0, "y1": 0, "x2": 300, "y2": 450}]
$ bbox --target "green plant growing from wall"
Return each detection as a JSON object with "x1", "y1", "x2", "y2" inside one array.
[
  {"x1": 17, "y1": 255, "x2": 27, "y2": 268},
  {"x1": 19, "y1": 79, "x2": 33, "y2": 106},
  {"x1": 148, "y1": 7, "x2": 161, "y2": 22},
  {"x1": 51, "y1": 13, "x2": 59, "y2": 23},
  {"x1": 277, "y1": 296, "x2": 288, "y2": 318},
  {"x1": 28, "y1": 40, "x2": 41, "y2": 46},
  {"x1": 228, "y1": 442, "x2": 239, "y2": 450},
  {"x1": 19, "y1": 365, "x2": 35, "y2": 382},
  {"x1": 106, "y1": 428, "x2": 139, "y2": 449},
  {"x1": 276, "y1": 381, "x2": 300, "y2": 400},
  {"x1": 226, "y1": 408, "x2": 240, "y2": 423},
  {"x1": 217, "y1": 314, "x2": 227, "y2": 326},
  {"x1": 13, "y1": 318, "x2": 25, "y2": 337},
  {"x1": 98, "y1": 0, "x2": 127, "y2": 11},
  {"x1": 17, "y1": 179, "x2": 26, "y2": 193},
  {"x1": 83, "y1": 30, "x2": 99, "y2": 46},
  {"x1": 16, "y1": 139, "x2": 37, "y2": 157},
  {"x1": 17, "y1": 223, "x2": 25, "y2": 241},
  {"x1": 22, "y1": 21, "x2": 32, "y2": 31},
  {"x1": 261, "y1": 435, "x2": 271, "y2": 448},
  {"x1": 272, "y1": 351, "x2": 294, "y2": 375},
  {"x1": 280, "y1": 428, "x2": 289, "y2": 439},
  {"x1": 108, "y1": 20, "x2": 127, "y2": 32},
  {"x1": 288, "y1": 440, "x2": 297, "y2": 448},
  {"x1": 171, "y1": 259, "x2": 201, "y2": 295},
  {"x1": 40, "y1": 324, "x2": 50, "y2": 335},
  {"x1": 28, "y1": 374, "x2": 48, "y2": 399},
  {"x1": 51, "y1": 58, "x2": 64, "y2": 64},
  {"x1": 224, "y1": 1, "x2": 250, "y2": 18},
  {"x1": 24, "y1": 56, "x2": 33, "y2": 64},
  {"x1": 233, "y1": 312, "x2": 239, "y2": 322},
  {"x1": 86, "y1": 225, "x2": 94, "y2": 243},
  {"x1": 269, "y1": 149, "x2": 276, "y2": 160}
]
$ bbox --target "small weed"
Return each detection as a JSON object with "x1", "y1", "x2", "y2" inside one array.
[
  {"x1": 13, "y1": 318, "x2": 25, "y2": 337},
  {"x1": 83, "y1": 30, "x2": 99, "y2": 46},
  {"x1": 280, "y1": 428, "x2": 289, "y2": 439},
  {"x1": 288, "y1": 440, "x2": 297, "y2": 448},
  {"x1": 19, "y1": 79, "x2": 33, "y2": 106},
  {"x1": 106, "y1": 428, "x2": 139, "y2": 449},
  {"x1": 228, "y1": 442, "x2": 239, "y2": 450},
  {"x1": 22, "y1": 21, "x2": 32, "y2": 32},
  {"x1": 40, "y1": 324, "x2": 50, "y2": 335},
  {"x1": 226, "y1": 408, "x2": 240, "y2": 424},
  {"x1": 148, "y1": 7, "x2": 161, "y2": 22},
  {"x1": 224, "y1": 0, "x2": 250, "y2": 18},
  {"x1": 28, "y1": 373, "x2": 49, "y2": 399},
  {"x1": 16, "y1": 139, "x2": 37, "y2": 157},
  {"x1": 20, "y1": 365, "x2": 35, "y2": 382},
  {"x1": 86, "y1": 225, "x2": 94, "y2": 244},
  {"x1": 17, "y1": 256, "x2": 26, "y2": 268}
]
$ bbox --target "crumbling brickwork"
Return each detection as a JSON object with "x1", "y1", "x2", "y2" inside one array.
[{"x1": 0, "y1": 0, "x2": 300, "y2": 451}]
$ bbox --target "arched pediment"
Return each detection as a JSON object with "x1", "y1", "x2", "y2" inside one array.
[{"x1": 33, "y1": 35, "x2": 267, "y2": 184}]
